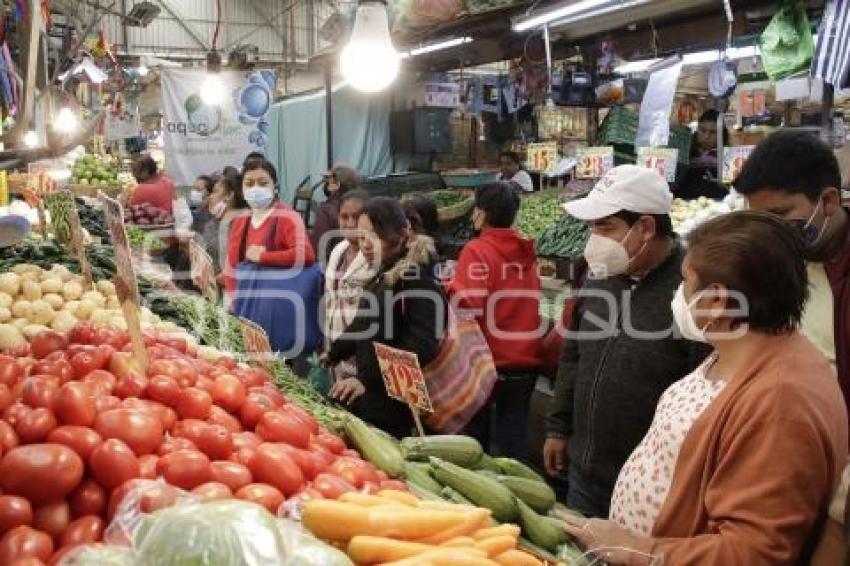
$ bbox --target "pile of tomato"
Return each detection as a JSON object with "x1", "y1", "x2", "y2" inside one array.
[{"x1": 0, "y1": 322, "x2": 397, "y2": 564}]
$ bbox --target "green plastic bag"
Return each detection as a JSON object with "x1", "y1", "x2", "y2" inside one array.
[
  {"x1": 307, "y1": 352, "x2": 332, "y2": 398},
  {"x1": 759, "y1": 0, "x2": 814, "y2": 82}
]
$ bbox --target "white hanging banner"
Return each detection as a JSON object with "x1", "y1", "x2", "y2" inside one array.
[
  {"x1": 161, "y1": 69, "x2": 277, "y2": 185},
  {"x1": 636, "y1": 57, "x2": 683, "y2": 147}
]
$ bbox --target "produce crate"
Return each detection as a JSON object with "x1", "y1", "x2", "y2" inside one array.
[
  {"x1": 68, "y1": 183, "x2": 123, "y2": 198},
  {"x1": 441, "y1": 168, "x2": 500, "y2": 188},
  {"x1": 434, "y1": 189, "x2": 474, "y2": 223}
]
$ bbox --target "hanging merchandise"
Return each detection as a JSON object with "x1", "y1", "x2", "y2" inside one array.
[
  {"x1": 759, "y1": 0, "x2": 814, "y2": 82},
  {"x1": 464, "y1": 0, "x2": 514, "y2": 15},
  {"x1": 811, "y1": 0, "x2": 850, "y2": 88},
  {"x1": 389, "y1": 0, "x2": 462, "y2": 31},
  {"x1": 105, "y1": 92, "x2": 140, "y2": 141},
  {"x1": 636, "y1": 57, "x2": 683, "y2": 147}
]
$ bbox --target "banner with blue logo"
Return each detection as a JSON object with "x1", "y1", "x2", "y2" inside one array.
[{"x1": 161, "y1": 69, "x2": 277, "y2": 185}]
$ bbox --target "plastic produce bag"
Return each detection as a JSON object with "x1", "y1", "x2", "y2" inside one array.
[
  {"x1": 277, "y1": 519, "x2": 354, "y2": 566},
  {"x1": 57, "y1": 544, "x2": 137, "y2": 566},
  {"x1": 759, "y1": 0, "x2": 814, "y2": 82}
]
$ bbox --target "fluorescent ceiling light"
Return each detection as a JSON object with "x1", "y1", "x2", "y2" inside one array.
[
  {"x1": 513, "y1": 0, "x2": 651, "y2": 32},
  {"x1": 615, "y1": 44, "x2": 761, "y2": 74},
  {"x1": 407, "y1": 37, "x2": 473, "y2": 57}
]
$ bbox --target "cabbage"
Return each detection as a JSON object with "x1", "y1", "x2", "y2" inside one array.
[
  {"x1": 135, "y1": 500, "x2": 285, "y2": 566},
  {"x1": 277, "y1": 519, "x2": 354, "y2": 566}
]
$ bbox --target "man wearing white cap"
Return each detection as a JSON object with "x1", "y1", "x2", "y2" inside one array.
[{"x1": 544, "y1": 165, "x2": 711, "y2": 518}]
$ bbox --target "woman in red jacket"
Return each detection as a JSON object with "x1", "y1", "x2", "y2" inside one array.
[{"x1": 223, "y1": 159, "x2": 315, "y2": 297}]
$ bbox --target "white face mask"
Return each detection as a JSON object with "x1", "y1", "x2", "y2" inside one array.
[
  {"x1": 584, "y1": 224, "x2": 644, "y2": 278},
  {"x1": 210, "y1": 200, "x2": 227, "y2": 217},
  {"x1": 671, "y1": 283, "x2": 709, "y2": 343},
  {"x1": 244, "y1": 187, "x2": 274, "y2": 210}
]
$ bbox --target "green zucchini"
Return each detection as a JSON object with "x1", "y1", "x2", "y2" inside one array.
[
  {"x1": 441, "y1": 486, "x2": 474, "y2": 506},
  {"x1": 404, "y1": 462, "x2": 444, "y2": 495},
  {"x1": 497, "y1": 475, "x2": 556, "y2": 513},
  {"x1": 474, "y1": 452, "x2": 503, "y2": 473},
  {"x1": 494, "y1": 457, "x2": 547, "y2": 483},
  {"x1": 516, "y1": 498, "x2": 568, "y2": 552},
  {"x1": 429, "y1": 457, "x2": 517, "y2": 522},
  {"x1": 343, "y1": 415, "x2": 404, "y2": 478},
  {"x1": 400, "y1": 435, "x2": 483, "y2": 468},
  {"x1": 406, "y1": 481, "x2": 445, "y2": 502}
]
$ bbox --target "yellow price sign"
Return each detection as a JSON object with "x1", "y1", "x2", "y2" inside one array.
[
  {"x1": 527, "y1": 142, "x2": 558, "y2": 173},
  {"x1": 722, "y1": 146, "x2": 755, "y2": 184},
  {"x1": 636, "y1": 147, "x2": 679, "y2": 182},
  {"x1": 576, "y1": 147, "x2": 614, "y2": 179}
]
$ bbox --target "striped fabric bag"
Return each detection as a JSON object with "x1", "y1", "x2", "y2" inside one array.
[{"x1": 423, "y1": 307, "x2": 498, "y2": 433}]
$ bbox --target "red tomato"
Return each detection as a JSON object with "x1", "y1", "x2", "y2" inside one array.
[
  {"x1": 230, "y1": 447, "x2": 257, "y2": 468},
  {"x1": 15, "y1": 408, "x2": 58, "y2": 444},
  {"x1": 93, "y1": 328, "x2": 129, "y2": 349},
  {"x1": 375, "y1": 470, "x2": 389, "y2": 482},
  {"x1": 175, "y1": 388, "x2": 211, "y2": 420},
  {"x1": 361, "y1": 481, "x2": 380, "y2": 495},
  {"x1": 0, "y1": 421, "x2": 19, "y2": 454},
  {"x1": 0, "y1": 384, "x2": 13, "y2": 412},
  {"x1": 234, "y1": 368, "x2": 267, "y2": 389},
  {"x1": 193, "y1": 424, "x2": 233, "y2": 461},
  {"x1": 0, "y1": 356, "x2": 26, "y2": 387},
  {"x1": 0, "y1": 497, "x2": 32, "y2": 536},
  {"x1": 51, "y1": 382, "x2": 95, "y2": 427},
  {"x1": 307, "y1": 445, "x2": 334, "y2": 475},
  {"x1": 67, "y1": 480, "x2": 105, "y2": 517},
  {"x1": 144, "y1": 375, "x2": 180, "y2": 407},
  {"x1": 231, "y1": 431, "x2": 261, "y2": 451},
  {"x1": 280, "y1": 404, "x2": 318, "y2": 435},
  {"x1": 215, "y1": 357, "x2": 238, "y2": 371},
  {"x1": 20, "y1": 377, "x2": 58, "y2": 410},
  {"x1": 32, "y1": 502, "x2": 69, "y2": 545},
  {"x1": 329, "y1": 458, "x2": 368, "y2": 489},
  {"x1": 380, "y1": 479, "x2": 408, "y2": 491},
  {"x1": 208, "y1": 461, "x2": 252, "y2": 492},
  {"x1": 93, "y1": 409, "x2": 163, "y2": 456},
  {"x1": 59, "y1": 515, "x2": 103, "y2": 547},
  {"x1": 170, "y1": 418, "x2": 207, "y2": 444},
  {"x1": 3, "y1": 344, "x2": 31, "y2": 358},
  {"x1": 292, "y1": 486, "x2": 324, "y2": 504},
  {"x1": 137, "y1": 483, "x2": 179, "y2": 514},
  {"x1": 88, "y1": 439, "x2": 139, "y2": 491},
  {"x1": 255, "y1": 411, "x2": 309, "y2": 448},
  {"x1": 193, "y1": 376, "x2": 215, "y2": 394},
  {"x1": 341, "y1": 449, "x2": 362, "y2": 460},
  {"x1": 158, "y1": 407, "x2": 177, "y2": 431},
  {"x1": 107, "y1": 352, "x2": 141, "y2": 380},
  {"x1": 112, "y1": 373, "x2": 147, "y2": 400},
  {"x1": 250, "y1": 443, "x2": 304, "y2": 496},
  {"x1": 239, "y1": 392, "x2": 274, "y2": 429},
  {"x1": 249, "y1": 384, "x2": 286, "y2": 407},
  {"x1": 191, "y1": 482, "x2": 232, "y2": 502},
  {"x1": 46, "y1": 426, "x2": 102, "y2": 461},
  {"x1": 41, "y1": 352, "x2": 67, "y2": 363},
  {"x1": 68, "y1": 351, "x2": 105, "y2": 381},
  {"x1": 137, "y1": 454, "x2": 159, "y2": 480},
  {"x1": 3, "y1": 403, "x2": 31, "y2": 428},
  {"x1": 92, "y1": 345, "x2": 114, "y2": 368},
  {"x1": 29, "y1": 332, "x2": 68, "y2": 361},
  {"x1": 211, "y1": 375, "x2": 246, "y2": 413},
  {"x1": 81, "y1": 370, "x2": 116, "y2": 396},
  {"x1": 279, "y1": 445, "x2": 315, "y2": 480},
  {"x1": 159, "y1": 450, "x2": 210, "y2": 490},
  {"x1": 312, "y1": 473, "x2": 356, "y2": 499},
  {"x1": 348, "y1": 457, "x2": 381, "y2": 484},
  {"x1": 29, "y1": 360, "x2": 72, "y2": 385},
  {"x1": 147, "y1": 359, "x2": 176, "y2": 379},
  {"x1": 207, "y1": 405, "x2": 242, "y2": 433},
  {"x1": 69, "y1": 322, "x2": 95, "y2": 345},
  {"x1": 234, "y1": 484, "x2": 284, "y2": 514},
  {"x1": 92, "y1": 395, "x2": 121, "y2": 414},
  {"x1": 156, "y1": 436, "x2": 196, "y2": 457},
  {"x1": 0, "y1": 526, "x2": 53, "y2": 563}
]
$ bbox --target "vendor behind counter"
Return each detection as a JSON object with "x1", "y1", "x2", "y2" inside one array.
[{"x1": 675, "y1": 110, "x2": 729, "y2": 201}]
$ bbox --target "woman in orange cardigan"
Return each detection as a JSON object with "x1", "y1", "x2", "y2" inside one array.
[{"x1": 564, "y1": 211, "x2": 848, "y2": 565}]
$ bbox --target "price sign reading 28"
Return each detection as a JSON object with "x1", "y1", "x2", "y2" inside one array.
[
  {"x1": 577, "y1": 147, "x2": 614, "y2": 179},
  {"x1": 526, "y1": 142, "x2": 559, "y2": 173},
  {"x1": 374, "y1": 343, "x2": 433, "y2": 413}
]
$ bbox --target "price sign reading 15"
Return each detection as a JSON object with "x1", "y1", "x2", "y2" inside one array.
[{"x1": 526, "y1": 142, "x2": 558, "y2": 173}]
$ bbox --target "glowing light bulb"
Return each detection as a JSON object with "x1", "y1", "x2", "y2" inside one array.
[
  {"x1": 137, "y1": 65, "x2": 149, "y2": 76},
  {"x1": 23, "y1": 130, "x2": 38, "y2": 148},
  {"x1": 200, "y1": 74, "x2": 226, "y2": 105},
  {"x1": 54, "y1": 108, "x2": 79, "y2": 134},
  {"x1": 340, "y1": 1, "x2": 399, "y2": 93}
]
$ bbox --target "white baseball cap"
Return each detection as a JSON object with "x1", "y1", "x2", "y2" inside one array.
[{"x1": 564, "y1": 164, "x2": 673, "y2": 220}]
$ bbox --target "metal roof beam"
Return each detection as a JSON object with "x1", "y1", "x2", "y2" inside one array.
[{"x1": 154, "y1": 0, "x2": 211, "y2": 51}]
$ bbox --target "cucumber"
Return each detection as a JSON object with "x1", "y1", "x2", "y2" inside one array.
[
  {"x1": 474, "y1": 452, "x2": 503, "y2": 473},
  {"x1": 494, "y1": 457, "x2": 547, "y2": 483},
  {"x1": 441, "y1": 485, "x2": 474, "y2": 506},
  {"x1": 343, "y1": 415, "x2": 405, "y2": 478},
  {"x1": 516, "y1": 498, "x2": 568, "y2": 552},
  {"x1": 404, "y1": 462, "x2": 444, "y2": 496},
  {"x1": 400, "y1": 435, "x2": 483, "y2": 468},
  {"x1": 497, "y1": 475, "x2": 556, "y2": 513},
  {"x1": 430, "y1": 457, "x2": 518, "y2": 522}
]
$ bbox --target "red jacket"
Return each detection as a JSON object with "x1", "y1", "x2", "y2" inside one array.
[
  {"x1": 447, "y1": 228, "x2": 542, "y2": 370},
  {"x1": 130, "y1": 175, "x2": 175, "y2": 214},
  {"x1": 223, "y1": 203, "x2": 315, "y2": 294},
  {"x1": 826, "y1": 209, "x2": 850, "y2": 428}
]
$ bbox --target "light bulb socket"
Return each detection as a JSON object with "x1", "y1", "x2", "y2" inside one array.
[{"x1": 206, "y1": 51, "x2": 222, "y2": 73}]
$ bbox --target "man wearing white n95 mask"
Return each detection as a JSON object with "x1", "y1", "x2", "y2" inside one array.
[{"x1": 544, "y1": 165, "x2": 711, "y2": 518}]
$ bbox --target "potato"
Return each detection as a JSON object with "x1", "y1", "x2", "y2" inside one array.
[
  {"x1": 21, "y1": 279, "x2": 42, "y2": 301},
  {"x1": 62, "y1": 281, "x2": 84, "y2": 301},
  {"x1": 50, "y1": 311, "x2": 78, "y2": 333},
  {"x1": 63, "y1": 300, "x2": 81, "y2": 313},
  {"x1": 96, "y1": 280, "x2": 116, "y2": 296},
  {"x1": 75, "y1": 299, "x2": 97, "y2": 320},
  {"x1": 81, "y1": 290, "x2": 106, "y2": 308},
  {"x1": 49, "y1": 265, "x2": 73, "y2": 282},
  {"x1": 40, "y1": 278, "x2": 63, "y2": 294},
  {"x1": 0, "y1": 323, "x2": 26, "y2": 350},
  {"x1": 22, "y1": 324, "x2": 49, "y2": 339},
  {"x1": 109, "y1": 317, "x2": 128, "y2": 330},
  {"x1": 0, "y1": 307, "x2": 10, "y2": 323},
  {"x1": 11, "y1": 318, "x2": 28, "y2": 331},
  {"x1": 42, "y1": 293, "x2": 64, "y2": 310},
  {"x1": 0, "y1": 273, "x2": 21, "y2": 297},
  {"x1": 11, "y1": 300, "x2": 31, "y2": 319},
  {"x1": 29, "y1": 300, "x2": 55, "y2": 325},
  {"x1": 12, "y1": 264, "x2": 40, "y2": 275},
  {"x1": 0, "y1": 292, "x2": 12, "y2": 309},
  {"x1": 89, "y1": 309, "x2": 112, "y2": 325},
  {"x1": 106, "y1": 295, "x2": 120, "y2": 310}
]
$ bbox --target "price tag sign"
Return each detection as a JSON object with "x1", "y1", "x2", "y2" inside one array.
[
  {"x1": 189, "y1": 239, "x2": 217, "y2": 301},
  {"x1": 526, "y1": 142, "x2": 558, "y2": 173},
  {"x1": 99, "y1": 191, "x2": 148, "y2": 370},
  {"x1": 47, "y1": 192, "x2": 93, "y2": 287},
  {"x1": 374, "y1": 343, "x2": 433, "y2": 413},
  {"x1": 722, "y1": 145, "x2": 755, "y2": 184},
  {"x1": 636, "y1": 147, "x2": 679, "y2": 182},
  {"x1": 239, "y1": 317, "x2": 273, "y2": 370},
  {"x1": 576, "y1": 147, "x2": 614, "y2": 179}
]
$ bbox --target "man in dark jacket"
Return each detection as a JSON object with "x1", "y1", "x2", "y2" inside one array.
[{"x1": 544, "y1": 165, "x2": 710, "y2": 518}]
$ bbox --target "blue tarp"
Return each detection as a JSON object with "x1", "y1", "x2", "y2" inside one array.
[{"x1": 266, "y1": 83, "x2": 393, "y2": 205}]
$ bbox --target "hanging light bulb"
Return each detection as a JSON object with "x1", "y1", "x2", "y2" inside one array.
[
  {"x1": 340, "y1": 1, "x2": 399, "y2": 93},
  {"x1": 200, "y1": 50, "x2": 225, "y2": 105},
  {"x1": 137, "y1": 65, "x2": 149, "y2": 76},
  {"x1": 54, "y1": 108, "x2": 79, "y2": 134},
  {"x1": 23, "y1": 130, "x2": 38, "y2": 148}
]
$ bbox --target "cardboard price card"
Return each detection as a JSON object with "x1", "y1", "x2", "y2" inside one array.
[
  {"x1": 373, "y1": 342, "x2": 433, "y2": 413},
  {"x1": 189, "y1": 239, "x2": 217, "y2": 301},
  {"x1": 576, "y1": 147, "x2": 614, "y2": 179},
  {"x1": 526, "y1": 142, "x2": 559, "y2": 173},
  {"x1": 47, "y1": 191, "x2": 92, "y2": 286},
  {"x1": 636, "y1": 147, "x2": 679, "y2": 182},
  {"x1": 239, "y1": 317, "x2": 273, "y2": 369},
  {"x1": 722, "y1": 145, "x2": 755, "y2": 184},
  {"x1": 98, "y1": 191, "x2": 148, "y2": 369}
]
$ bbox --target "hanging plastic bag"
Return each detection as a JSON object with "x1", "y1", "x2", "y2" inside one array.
[
  {"x1": 759, "y1": 0, "x2": 814, "y2": 82},
  {"x1": 636, "y1": 58, "x2": 683, "y2": 148},
  {"x1": 306, "y1": 351, "x2": 332, "y2": 397}
]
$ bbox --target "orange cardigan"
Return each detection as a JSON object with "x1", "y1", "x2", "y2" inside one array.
[{"x1": 629, "y1": 333, "x2": 848, "y2": 565}]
